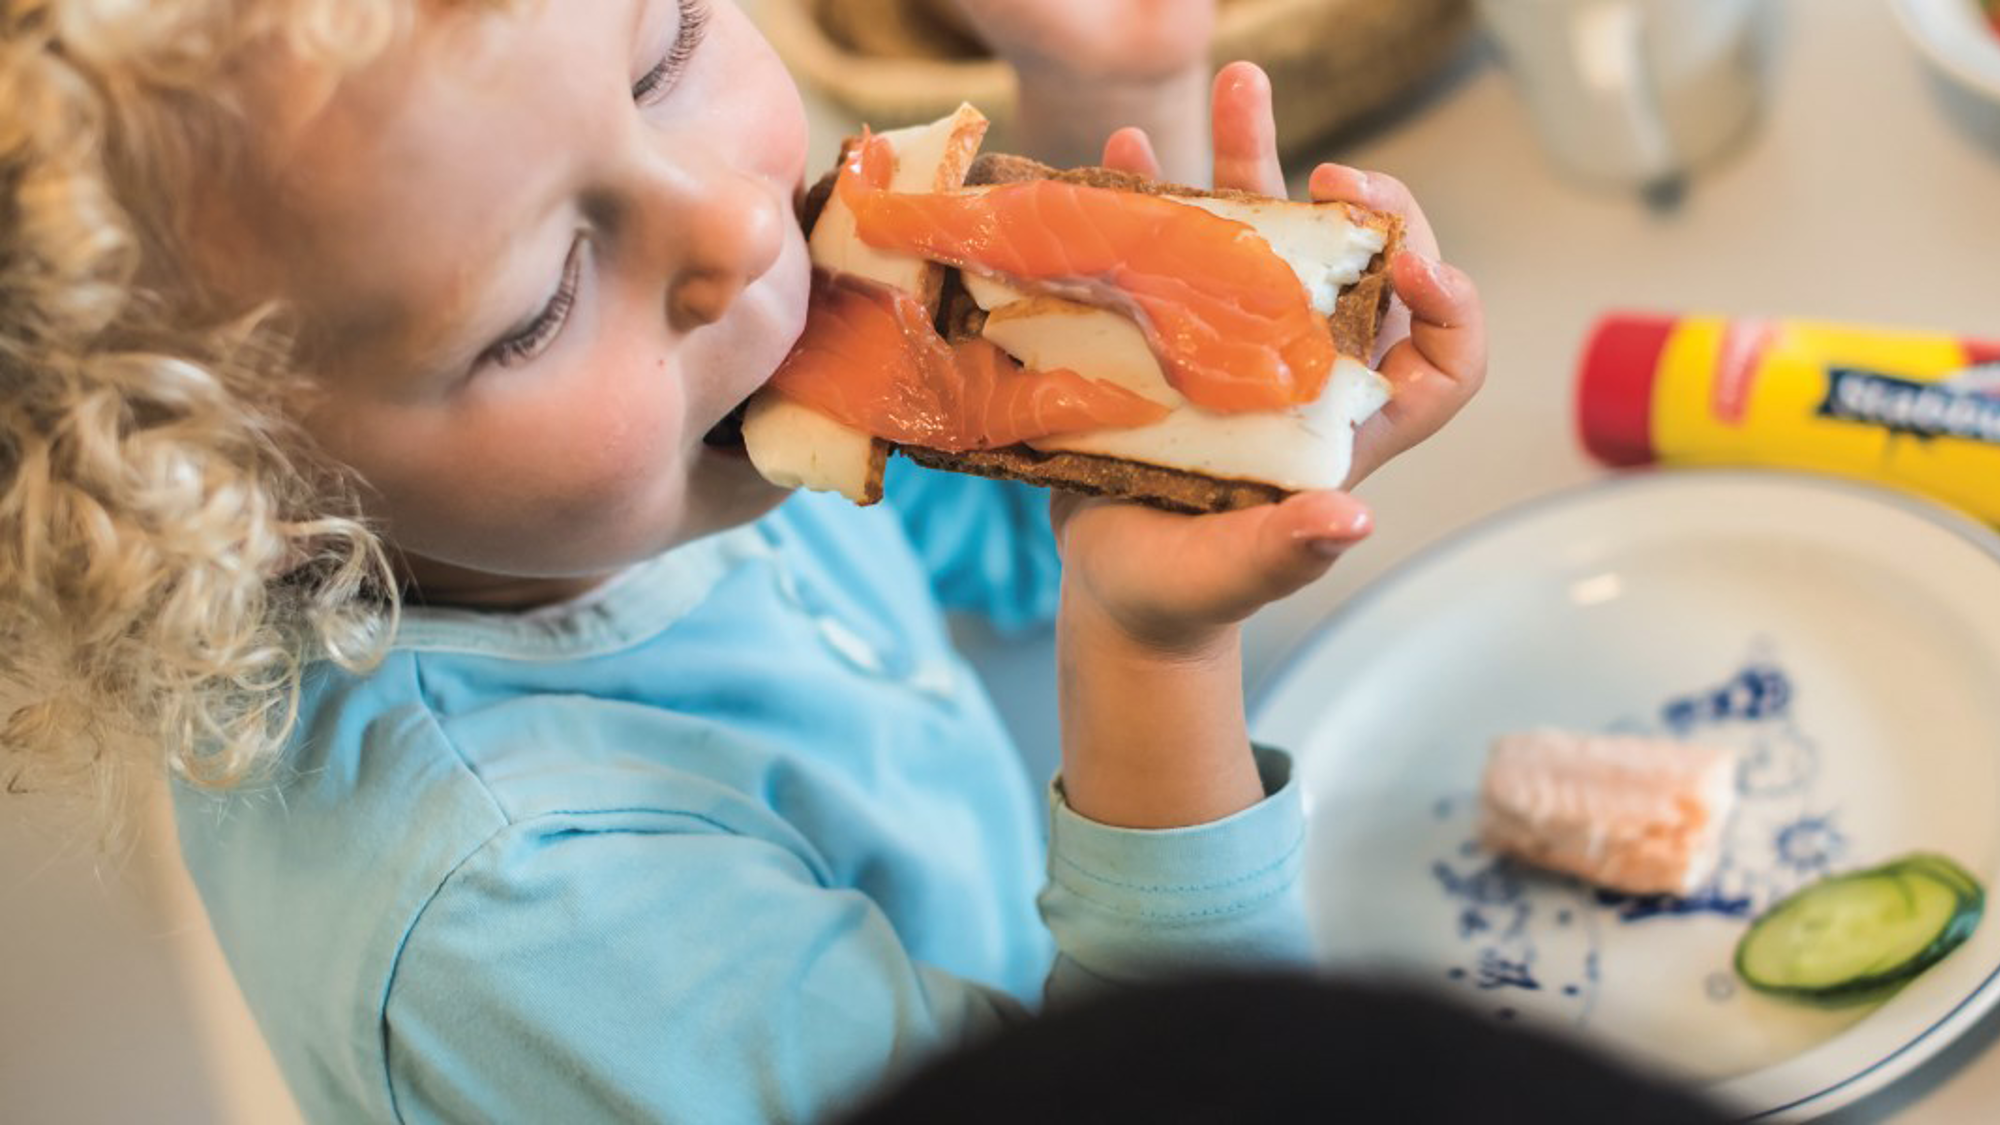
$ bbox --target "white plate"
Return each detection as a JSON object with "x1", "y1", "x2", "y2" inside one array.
[
  {"x1": 1250, "y1": 470, "x2": 2000, "y2": 1120},
  {"x1": 1891, "y1": 0, "x2": 2000, "y2": 101},
  {"x1": 1891, "y1": 0, "x2": 2000, "y2": 150}
]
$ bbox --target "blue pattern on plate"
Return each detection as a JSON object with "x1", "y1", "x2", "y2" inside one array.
[{"x1": 1429, "y1": 648, "x2": 1847, "y2": 1027}]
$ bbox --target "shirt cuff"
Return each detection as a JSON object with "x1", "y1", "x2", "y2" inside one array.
[{"x1": 1045, "y1": 745, "x2": 1305, "y2": 925}]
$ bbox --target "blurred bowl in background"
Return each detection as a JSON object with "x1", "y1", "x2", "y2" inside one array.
[
  {"x1": 1890, "y1": 0, "x2": 2000, "y2": 151},
  {"x1": 759, "y1": 0, "x2": 1477, "y2": 158}
]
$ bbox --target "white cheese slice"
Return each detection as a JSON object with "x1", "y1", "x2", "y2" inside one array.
[
  {"x1": 1031, "y1": 357, "x2": 1390, "y2": 492},
  {"x1": 979, "y1": 298, "x2": 1185, "y2": 409},
  {"x1": 743, "y1": 395, "x2": 880, "y2": 505},
  {"x1": 960, "y1": 271, "x2": 1024, "y2": 314}
]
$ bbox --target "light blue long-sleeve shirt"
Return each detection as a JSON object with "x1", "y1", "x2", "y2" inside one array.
[{"x1": 174, "y1": 467, "x2": 1310, "y2": 1124}]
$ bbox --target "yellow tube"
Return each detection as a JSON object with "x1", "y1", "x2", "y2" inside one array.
[{"x1": 1578, "y1": 314, "x2": 2000, "y2": 523}]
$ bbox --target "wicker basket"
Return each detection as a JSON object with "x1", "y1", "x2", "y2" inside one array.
[{"x1": 758, "y1": 0, "x2": 1475, "y2": 156}]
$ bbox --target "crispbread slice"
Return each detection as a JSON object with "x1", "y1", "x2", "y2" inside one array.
[{"x1": 760, "y1": 119, "x2": 1403, "y2": 515}]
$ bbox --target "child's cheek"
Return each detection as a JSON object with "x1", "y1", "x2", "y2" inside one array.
[{"x1": 577, "y1": 367, "x2": 689, "y2": 493}]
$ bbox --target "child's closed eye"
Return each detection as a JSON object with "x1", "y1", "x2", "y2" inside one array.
[
  {"x1": 485, "y1": 235, "x2": 587, "y2": 371},
  {"x1": 633, "y1": 0, "x2": 712, "y2": 107}
]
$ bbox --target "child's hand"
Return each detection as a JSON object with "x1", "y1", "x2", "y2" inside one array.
[
  {"x1": 947, "y1": 0, "x2": 1216, "y2": 85},
  {"x1": 1054, "y1": 62, "x2": 1487, "y2": 659}
]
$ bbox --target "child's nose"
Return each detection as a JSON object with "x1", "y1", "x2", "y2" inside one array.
[{"x1": 666, "y1": 172, "x2": 787, "y2": 332}]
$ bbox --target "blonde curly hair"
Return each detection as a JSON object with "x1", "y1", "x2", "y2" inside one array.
[{"x1": 0, "y1": 0, "x2": 492, "y2": 804}]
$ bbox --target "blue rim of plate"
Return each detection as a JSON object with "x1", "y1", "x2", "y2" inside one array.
[{"x1": 1247, "y1": 466, "x2": 2000, "y2": 1120}]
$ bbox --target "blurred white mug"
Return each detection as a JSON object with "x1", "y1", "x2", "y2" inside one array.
[{"x1": 1476, "y1": 0, "x2": 1771, "y2": 194}]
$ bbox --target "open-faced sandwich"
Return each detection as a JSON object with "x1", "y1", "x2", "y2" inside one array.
[{"x1": 741, "y1": 104, "x2": 1403, "y2": 514}]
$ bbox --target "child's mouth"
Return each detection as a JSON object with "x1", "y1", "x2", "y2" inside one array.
[{"x1": 702, "y1": 400, "x2": 751, "y2": 457}]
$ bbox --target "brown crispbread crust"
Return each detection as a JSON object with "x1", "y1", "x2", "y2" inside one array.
[
  {"x1": 1331, "y1": 270, "x2": 1391, "y2": 361},
  {"x1": 798, "y1": 145, "x2": 1401, "y2": 514},
  {"x1": 862, "y1": 441, "x2": 889, "y2": 502},
  {"x1": 900, "y1": 445, "x2": 1288, "y2": 515}
]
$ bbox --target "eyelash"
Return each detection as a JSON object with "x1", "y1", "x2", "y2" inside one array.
[
  {"x1": 633, "y1": 0, "x2": 712, "y2": 106},
  {"x1": 488, "y1": 237, "x2": 586, "y2": 370}
]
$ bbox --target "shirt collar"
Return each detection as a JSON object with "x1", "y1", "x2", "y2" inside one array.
[{"x1": 386, "y1": 525, "x2": 775, "y2": 661}]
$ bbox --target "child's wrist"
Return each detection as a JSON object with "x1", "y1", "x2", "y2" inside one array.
[
  {"x1": 1059, "y1": 590, "x2": 1240, "y2": 671},
  {"x1": 1056, "y1": 601, "x2": 1259, "y2": 828}
]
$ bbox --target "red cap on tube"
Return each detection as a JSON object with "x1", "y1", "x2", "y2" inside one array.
[{"x1": 1576, "y1": 313, "x2": 1676, "y2": 467}]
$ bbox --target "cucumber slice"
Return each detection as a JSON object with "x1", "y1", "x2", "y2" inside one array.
[
  {"x1": 1737, "y1": 871, "x2": 1955, "y2": 992},
  {"x1": 1888, "y1": 856, "x2": 1984, "y2": 935},
  {"x1": 1890, "y1": 853, "x2": 1985, "y2": 907},
  {"x1": 1735, "y1": 856, "x2": 1984, "y2": 1004},
  {"x1": 1881, "y1": 855, "x2": 1986, "y2": 962}
]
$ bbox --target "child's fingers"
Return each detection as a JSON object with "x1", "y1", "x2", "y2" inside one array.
[
  {"x1": 1254, "y1": 489, "x2": 1375, "y2": 599},
  {"x1": 1153, "y1": 489, "x2": 1373, "y2": 622},
  {"x1": 1101, "y1": 127, "x2": 1164, "y2": 180},
  {"x1": 1210, "y1": 61, "x2": 1285, "y2": 196},
  {"x1": 1308, "y1": 163, "x2": 1440, "y2": 261},
  {"x1": 1057, "y1": 489, "x2": 1372, "y2": 640},
  {"x1": 1162, "y1": 490, "x2": 1372, "y2": 626},
  {"x1": 1346, "y1": 251, "x2": 1486, "y2": 485},
  {"x1": 1390, "y1": 249, "x2": 1484, "y2": 376}
]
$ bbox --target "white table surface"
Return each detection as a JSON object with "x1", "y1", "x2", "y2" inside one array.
[{"x1": 796, "y1": 1, "x2": 2000, "y2": 1119}]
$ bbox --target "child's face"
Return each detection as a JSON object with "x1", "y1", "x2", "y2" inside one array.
[{"x1": 237, "y1": 0, "x2": 810, "y2": 602}]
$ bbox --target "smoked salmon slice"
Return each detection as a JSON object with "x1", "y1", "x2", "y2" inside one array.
[
  {"x1": 835, "y1": 131, "x2": 1335, "y2": 414},
  {"x1": 769, "y1": 272, "x2": 1171, "y2": 453}
]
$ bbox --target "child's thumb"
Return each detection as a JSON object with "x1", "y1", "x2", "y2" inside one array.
[{"x1": 1239, "y1": 490, "x2": 1373, "y2": 608}]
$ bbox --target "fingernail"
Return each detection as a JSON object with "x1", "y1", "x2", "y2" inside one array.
[
  {"x1": 1323, "y1": 163, "x2": 1367, "y2": 193},
  {"x1": 1217, "y1": 68, "x2": 1250, "y2": 100},
  {"x1": 1403, "y1": 251, "x2": 1454, "y2": 296},
  {"x1": 1297, "y1": 507, "x2": 1373, "y2": 556}
]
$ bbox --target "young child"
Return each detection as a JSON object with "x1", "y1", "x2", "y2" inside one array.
[{"x1": 0, "y1": 1, "x2": 1486, "y2": 1121}]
